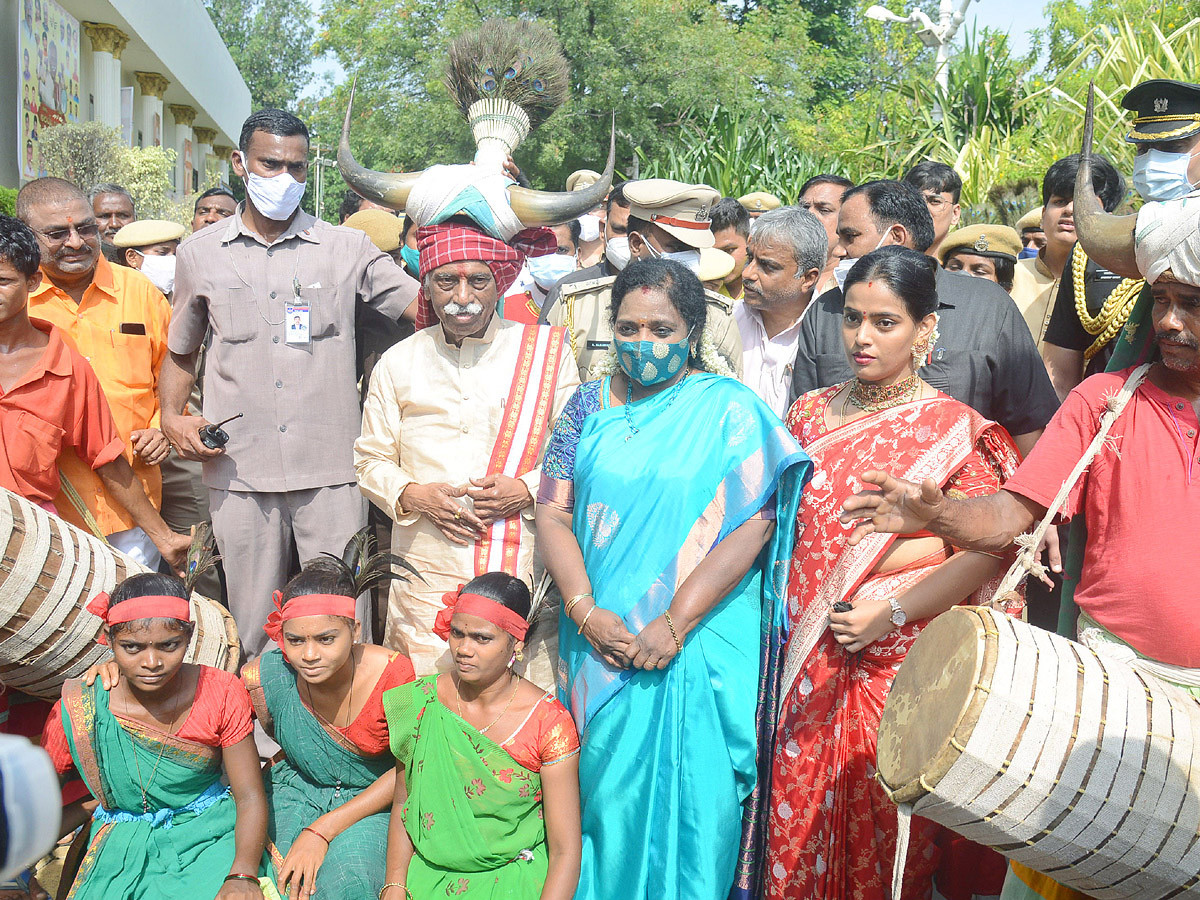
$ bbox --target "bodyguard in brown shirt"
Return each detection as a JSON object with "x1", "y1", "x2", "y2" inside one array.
[{"x1": 160, "y1": 109, "x2": 418, "y2": 656}]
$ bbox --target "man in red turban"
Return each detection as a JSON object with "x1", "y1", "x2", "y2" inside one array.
[{"x1": 354, "y1": 220, "x2": 578, "y2": 688}]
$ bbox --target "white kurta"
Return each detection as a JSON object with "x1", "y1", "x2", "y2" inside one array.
[
  {"x1": 733, "y1": 299, "x2": 806, "y2": 418},
  {"x1": 354, "y1": 316, "x2": 580, "y2": 683}
]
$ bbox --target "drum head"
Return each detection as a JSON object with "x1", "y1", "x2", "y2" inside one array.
[{"x1": 878, "y1": 606, "x2": 994, "y2": 804}]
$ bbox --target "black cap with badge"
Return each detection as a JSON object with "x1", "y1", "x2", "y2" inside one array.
[{"x1": 1122, "y1": 79, "x2": 1200, "y2": 144}]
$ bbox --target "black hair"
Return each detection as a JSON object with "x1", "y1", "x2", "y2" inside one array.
[
  {"x1": 903, "y1": 160, "x2": 963, "y2": 204},
  {"x1": 800, "y1": 173, "x2": 854, "y2": 196},
  {"x1": 843, "y1": 245, "x2": 939, "y2": 321},
  {"x1": 842, "y1": 180, "x2": 937, "y2": 253},
  {"x1": 0, "y1": 215, "x2": 42, "y2": 277},
  {"x1": 401, "y1": 214, "x2": 416, "y2": 241},
  {"x1": 278, "y1": 559, "x2": 357, "y2": 631},
  {"x1": 609, "y1": 258, "x2": 709, "y2": 369},
  {"x1": 338, "y1": 189, "x2": 362, "y2": 223},
  {"x1": 606, "y1": 181, "x2": 629, "y2": 214},
  {"x1": 710, "y1": 197, "x2": 751, "y2": 238},
  {"x1": 561, "y1": 218, "x2": 582, "y2": 246},
  {"x1": 1042, "y1": 152, "x2": 1125, "y2": 212},
  {"x1": 461, "y1": 572, "x2": 531, "y2": 620},
  {"x1": 944, "y1": 247, "x2": 1016, "y2": 292},
  {"x1": 106, "y1": 572, "x2": 195, "y2": 639},
  {"x1": 193, "y1": 185, "x2": 236, "y2": 211},
  {"x1": 238, "y1": 108, "x2": 309, "y2": 154}
]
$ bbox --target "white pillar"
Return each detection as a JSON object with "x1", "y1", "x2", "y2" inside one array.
[
  {"x1": 168, "y1": 104, "x2": 198, "y2": 198},
  {"x1": 134, "y1": 72, "x2": 169, "y2": 148},
  {"x1": 193, "y1": 127, "x2": 217, "y2": 188},
  {"x1": 81, "y1": 23, "x2": 127, "y2": 129}
]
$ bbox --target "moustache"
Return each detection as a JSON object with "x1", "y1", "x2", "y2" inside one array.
[
  {"x1": 443, "y1": 301, "x2": 484, "y2": 316},
  {"x1": 1155, "y1": 332, "x2": 1199, "y2": 349}
]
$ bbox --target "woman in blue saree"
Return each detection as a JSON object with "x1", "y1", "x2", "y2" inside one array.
[{"x1": 535, "y1": 258, "x2": 811, "y2": 900}]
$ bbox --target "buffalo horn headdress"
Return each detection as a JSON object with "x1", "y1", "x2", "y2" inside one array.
[{"x1": 1075, "y1": 82, "x2": 1141, "y2": 278}]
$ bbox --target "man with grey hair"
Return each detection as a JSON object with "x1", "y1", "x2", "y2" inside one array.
[
  {"x1": 736, "y1": 205, "x2": 828, "y2": 416},
  {"x1": 89, "y1": 183, "x2": 135, "y2": 243}
]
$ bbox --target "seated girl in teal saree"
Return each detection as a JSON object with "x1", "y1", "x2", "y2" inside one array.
[
  {"x1": 44, "y1": 567, "x2": 273, "y2": 900},
  {"x1": 534, "y1": 258, "x2": 812, "y2": 900},
  {"x1": 380, "y1": 573, "x2": 582, "y2": 900},
  {"x1": 242, "y1": 530, "x2": 417, "y2": 900}
]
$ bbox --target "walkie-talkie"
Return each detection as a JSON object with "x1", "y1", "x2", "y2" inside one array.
[{"x1": 199, "y1": 413, "x2": 244, "y2": 450}]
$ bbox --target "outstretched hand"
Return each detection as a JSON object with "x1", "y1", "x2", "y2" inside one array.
[{"x1": 838, "y1": 471, "x2": 944, "y2": 545}]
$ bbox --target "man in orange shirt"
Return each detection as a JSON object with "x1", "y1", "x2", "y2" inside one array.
[
  {"x1": 16, "y1": 177, "x2": 173, "y2": 568},
  {"x1": 0, "y1": 215, "x2": 187, "y2": 568}
]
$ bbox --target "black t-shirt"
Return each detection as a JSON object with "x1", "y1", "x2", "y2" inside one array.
[
  {"x1": 1043, "y1": 243, "x2": 1128, "y2": 378},
  {"x1": 790, "y1": 267, "x2": 1060, "y2": 435}
]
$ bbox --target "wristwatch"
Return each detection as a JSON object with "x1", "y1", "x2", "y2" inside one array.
[{"x1": 887, "y1": 597, "x2": 907, "y2": 629}]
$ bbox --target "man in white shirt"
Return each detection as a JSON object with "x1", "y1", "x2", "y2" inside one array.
[
  {"x1": 354, "y1": 222, "x2": 580, "y2": 683},
  {"x1": 735, "y1": 206, "x2": 828, "y2": 417}
]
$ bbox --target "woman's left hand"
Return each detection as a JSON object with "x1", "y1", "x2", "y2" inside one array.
[
  {"x1": 277, "y1": 830, "x2": 329, "y2": 900},
  {"x1": 828, "y1": 599, "x2": 894, "y2": 653},
  {"x1": 215, "y1": 877, "x2": 265, "y2": 900},
  {"x1": 627, "y1": 616, "x2": 681, "y2": 670}
]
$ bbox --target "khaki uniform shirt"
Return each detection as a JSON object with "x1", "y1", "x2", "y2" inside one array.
[
  {"x1": 354, "y1": 316, "x2": 580, "y2": 678},
  {"x1": 169, "y1": 205, "x2": 418, "y2": 493},
  {"x1": 544, "y1": 274, "x2": 743, "y2": 381},
  {"x1": 1011, "y1": 255, "x2": 1059, "y2": 350}
]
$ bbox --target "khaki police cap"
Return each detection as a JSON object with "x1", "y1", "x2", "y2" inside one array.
[
  {"x1": 343, "y1": 209, "x2": 404, "y2": 253},
  {"x1": 624, "y1": 179, "x2": 720, "y2": 249},
  {"x1": 1122, "y1": 79, "x2": 1200, "y2": 144},
  {"x1": 565, "y1": 169, "x2": 603, "y2": 192},
  {"x1": 697, "y1": 247, "x2": 736, "y2": 284},
  {"x1": 112, "y1": 219, "x2": 186, "y2": 248},
  {"x1": 1015, "y1": 206, "x2": 1043, "y2": 232},
  {"x1": 737, "y1": 191, "x2": 782, "y2": 213},
  {"x1": 939, "y1": 224, "x2": 1021, "y2": 265}
]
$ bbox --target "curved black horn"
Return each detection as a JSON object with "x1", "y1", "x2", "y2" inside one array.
[
  {"x1": 1075, "y1": 82, "x2": 1140, "y2": 278},
  {"x1": 337, "y1": 78, "x2": 423, "y2": 212},
  {"x1": 507, "y1": 115, "x2": 616, "y2": 226}
]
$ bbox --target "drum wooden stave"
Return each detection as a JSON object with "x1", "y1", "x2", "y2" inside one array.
[
  {"x1": 0, "y1": 487, "x2": 240, "y2": 700},
  {"x1": 877, "y1": 605, "x2": 1200, "y2": 899}
]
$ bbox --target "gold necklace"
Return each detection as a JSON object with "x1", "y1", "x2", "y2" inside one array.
[
  {"x1": 123, "y1": 676, "x2": 186, "y2": 815},
  {"x1": 455, "y1": 672, "x2": 520, "y2": 734},
  {"x1": 1070, "y1": 244, "x2": 1144, "y2": 361},
  {"x1": 847, "y1": 373, "x2": 920, "y2": 412}
]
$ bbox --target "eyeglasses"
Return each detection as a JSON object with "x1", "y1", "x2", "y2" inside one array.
[{"x1": 35, "y1": 222, "x2": 100, "y2": 244}]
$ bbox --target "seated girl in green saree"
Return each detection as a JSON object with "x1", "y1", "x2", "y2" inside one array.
[
  {"x1": 43, "y1": 569, "x2": 273, "y2": 900},
  {"x1": 380, "y1": 573, "x2": 582, "y2": 900},
  {"x1": 242, "y1": 531, "x2": 417, "y2": 900}
]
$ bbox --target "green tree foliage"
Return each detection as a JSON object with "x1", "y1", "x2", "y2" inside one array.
[
  {"x1": 0, "y1": 187, "x2": 16, "y2": 217},
  {"x1": 307, "y1": 0, "x2": 819, "y2": 213},
  {"x1": 204, "y1": 0, "x2": 315, "y2": 110}
]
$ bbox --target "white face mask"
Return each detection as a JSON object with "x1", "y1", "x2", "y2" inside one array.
[
  {"x1": 833, "y1": 232, "x2": 889, "y2": 292},
  {"x1": 244, "y1": 170, "x2": 306, "y2": 221},
  {"x1": 605, "y1": 235, "x2": 631, "y2": 271},
  {"x1": 1133, "y1": 148, "x2": 1200, "y2": 202},
  {"x1": 134, "y1": 251, "x2": 176, "y2": 294},
  {"x1": 643, "y1": 236, "x2": 701, "y2": 274},
  {"x1": 527, "y1": 252, "x2": 578, "y2": 290},
  {"x1": 578, "y1": 213, "x2": 601, "y2": 243}
]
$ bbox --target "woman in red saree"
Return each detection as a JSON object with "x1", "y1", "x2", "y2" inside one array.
[{"x1": 764, "y1": 247, "x2": 1024, "y2": 900}]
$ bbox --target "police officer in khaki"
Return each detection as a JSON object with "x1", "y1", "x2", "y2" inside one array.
[
  {"x1": 738, "y1": 190, "x2": 783, "y2": 218},
  {"x1": 540, "y1": 179, "x2": 742, "y2": 381}
]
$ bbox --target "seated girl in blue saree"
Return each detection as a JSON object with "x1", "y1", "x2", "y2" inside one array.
[
  {"x1": 242, "y1": 530, "x2": 417, "y2": 900},
  {"x1": 534, "y1": 258, "x2": 812, "y2": 900},
  {"x1": 44, "y1": 563, "x2": 273, "y2": 900}
]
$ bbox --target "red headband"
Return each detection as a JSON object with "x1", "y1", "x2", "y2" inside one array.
[
  {"x1": 263, "y1": 590, "x2": 358, "y2": 650},
  {"x1": 433, "y1": 586, "x2": 529, "y2": 643},
  {"x1": 86, "y1": 592, "x2": 192, "y2": 645}
]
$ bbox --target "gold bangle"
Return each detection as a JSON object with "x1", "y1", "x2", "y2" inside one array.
[
  {"x1": 577, "y1": 603, "x2": 598, "y2": 634},
  {"x1": 663, "y1": 611, "x2": 683, "y2": 652},
  {"x1": 379, "y1": 884, "x2": 412, "y2": 900},
  {"x1": 564, "y1": 592, "x2": 593, "y2": 617}
]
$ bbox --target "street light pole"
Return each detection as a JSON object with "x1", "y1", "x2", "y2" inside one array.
[{"x1": 865, "y1": 0, "x2": 979, "y2": 119}]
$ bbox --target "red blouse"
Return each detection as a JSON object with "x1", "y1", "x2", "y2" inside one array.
[
  {"x1": 42, "y1": 666, "x2": 254, "y2": 775},
  {"x1": 493, "y1": 691, "x2": 580, "y2": 774},
  {"x1": 334, "y1": 652, "x2": 416, "y2": 755}
]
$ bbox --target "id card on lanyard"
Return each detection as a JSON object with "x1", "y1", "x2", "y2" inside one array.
[{"x1": 286, "y1": 275, "x2": 310, "y2": 344}]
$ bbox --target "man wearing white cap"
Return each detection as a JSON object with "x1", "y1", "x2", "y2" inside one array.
[{"x1": 541, "y1": 178, "x2": 742, "y2": 380}]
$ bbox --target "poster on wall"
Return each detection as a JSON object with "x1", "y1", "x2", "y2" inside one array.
[
  {"x1": 120, "y1": 86, "x2": 133, "y2": 145},
  {"x1": 184, "y1": 139, "x2": 193, "y2": 194},
  {"x1": 18, "y1": 0, "x2": 82, "y2": 179}
]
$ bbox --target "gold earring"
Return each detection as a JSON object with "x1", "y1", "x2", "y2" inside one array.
[
  {"x1": 912, "y1": 342, "x2": 928, "y2": 368},
  {"x1": 515, "y1": 647, "x2": 524, "y2": 662}
]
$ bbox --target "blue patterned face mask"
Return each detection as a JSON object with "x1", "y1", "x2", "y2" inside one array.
[{"x1": 616, "y1": 333, "x2": 692, "y2": 386}]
